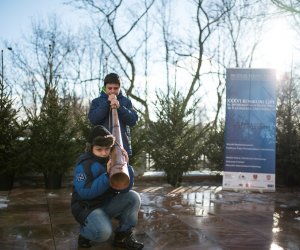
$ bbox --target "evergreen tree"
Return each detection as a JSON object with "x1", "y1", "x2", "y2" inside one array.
[
  {"x1": 0, "y1": 79, "x2": 23, "y2": 176},
  {"x1": 27, "y1": 87, "x2": 78, "y2": 177},
  {"x1": 147, "y1": 90, "x2": 205, "y2": 187},
  {"x1": 130, "y1": 119, "x2": 148, "y2": 175},
  {"x1": 203, "y1": 121, "x2": 225, "y2": 172},
  {"x1": 276, "y1": 73, "x2": 300, "y2": 186}
]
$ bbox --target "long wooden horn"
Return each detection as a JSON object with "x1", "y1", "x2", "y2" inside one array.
[{"x1": 109, "y1": 108, "x2": 130, "y2": 190}]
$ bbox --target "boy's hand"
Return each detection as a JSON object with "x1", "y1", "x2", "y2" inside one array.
[
  {"x1": 121, "y1": 148, "x2": 129, "y2": 163},
  {"x1": 107, "y1": 159, "x2": 112, "y2": 173},
  {"x1": 108, "y1": 94, "x2": 120, "y2": 109}
]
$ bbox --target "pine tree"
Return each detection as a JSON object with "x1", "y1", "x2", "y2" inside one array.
[
  {"x1": 0, "y1": 79, "x2": 22, "y2": 176},
  {"x1": 27, "y1": 87, "x2": 78, "y2": 177},
  {"x1": 147, "y1": 90, "x2": 205, "y2": 187}
]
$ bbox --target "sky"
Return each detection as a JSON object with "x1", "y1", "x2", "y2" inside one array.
[
  {"x1": 1, "y1": 0, "x2": 298, "y2": 72},
  {"x1": 1, "y1": 1, "x2": 299, "y2": 108},
  {"x1": 0, "y1": 0, "x2": 83, "y2": 42},
  {"x1": 254, "y1": 17, "x2": 299, "y2": 75},
  {"x1": 0, "y1": 0, "x2": 219, "y2": 121},
  {"x1": 1, "y1": 1, "x2": 299, "y2": 85}
]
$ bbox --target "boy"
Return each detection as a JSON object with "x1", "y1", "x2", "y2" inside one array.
[
  {"x1": 71, "y1": 125, "x2": 143, "y2": 249},
  {"x1": 88, "y1": 73, "x2": 138, "y2": 157}
]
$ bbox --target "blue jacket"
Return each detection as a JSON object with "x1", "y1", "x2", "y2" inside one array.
[
  {"x1": 88, "y1": 90, "x2": 138, "y2": 156},
  {"x1": 71, "y1": 152, "x2": 135, "y2": 225}
]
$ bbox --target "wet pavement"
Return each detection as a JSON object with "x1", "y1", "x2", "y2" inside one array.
[{"x1": 0, "y1": 179, "x2": 300, "y2": 250}]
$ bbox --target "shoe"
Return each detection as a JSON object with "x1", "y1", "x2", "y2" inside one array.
[
  {"x1": 78, "y1": 234, "x2": 91, "y2": 248},
  {"x1": 113, "y1": 231, "x2": 144, "y2": 250}
]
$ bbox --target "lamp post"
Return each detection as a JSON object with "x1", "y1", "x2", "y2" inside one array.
[
  {"x1": 1, "y1": 49, "x2": 3, "y2": 85},
  {"x1": 1, "y1": 47, "x2": 13, "y2": 86}
]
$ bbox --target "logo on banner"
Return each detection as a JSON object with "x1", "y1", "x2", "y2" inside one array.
[{"x1": 239, "y1": 174, "x2": 246, "y2": 180}]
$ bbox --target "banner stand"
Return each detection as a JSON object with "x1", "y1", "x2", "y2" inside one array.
[{"x1": 222, "y1": 68, "x2": 276, "y2": 192}]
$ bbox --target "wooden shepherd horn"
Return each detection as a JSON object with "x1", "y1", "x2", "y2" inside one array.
[{"x1": 109, "y1": 108, "x2": 130, "y2": 190}]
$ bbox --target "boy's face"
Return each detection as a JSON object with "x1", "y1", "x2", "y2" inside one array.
[
  {"x1": 92, "y1": 145, "x2": 111, "y2": 158},
  {"x1": 105, "y1": 83, "x2": 120, "y2": 96}
]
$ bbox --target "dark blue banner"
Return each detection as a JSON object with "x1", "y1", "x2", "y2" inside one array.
[{"x1": 223, "y1": 68, "x2": 276, "y2": 191}]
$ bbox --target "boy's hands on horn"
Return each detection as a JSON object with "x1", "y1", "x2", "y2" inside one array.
[
  {"x1": 108, "y1": 94, "x2": 120, "y2": 109},
  {"x1": 107, "y1": 159, "x2": 112, "y2": 173},
  {"x1": 121, "y1": 148, "x2": 129, "y2": 163}
]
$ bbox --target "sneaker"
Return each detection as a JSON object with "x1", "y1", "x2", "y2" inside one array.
[
  {"x1": 78, "y1": 234, "x2": 91, "y2": 248},
  {"x1": 113, "y1": 231, "x2": 144, "y2": 250}
]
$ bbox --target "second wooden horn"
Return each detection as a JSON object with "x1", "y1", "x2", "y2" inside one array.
[{"x1": 109, "y1": 108, "x2": 130, "y2": 190}]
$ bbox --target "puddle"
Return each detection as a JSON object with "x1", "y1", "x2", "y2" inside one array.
[
  {"x1": 0, "y1": 203, "x2": 8, "y2": 209},
  {"x1": 0, "y1": 197, "x2": 9, "y2": 209}
]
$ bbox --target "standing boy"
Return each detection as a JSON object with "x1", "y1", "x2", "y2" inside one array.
[{"x1": 88, "y1": 73, "x2": 138, "y2": 157}]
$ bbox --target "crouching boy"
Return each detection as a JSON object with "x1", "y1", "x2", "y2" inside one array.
[{"x1": 71, "y1": 125, "x2": 143, "y2": 249}]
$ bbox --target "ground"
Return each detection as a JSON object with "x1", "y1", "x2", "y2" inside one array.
[{"x1": 0, "y1": 178, "x2": 300, "y2": 249}]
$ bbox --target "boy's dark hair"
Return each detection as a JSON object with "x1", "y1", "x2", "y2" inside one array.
[{"x1": 104, "y1": 73, "x2": 120, "y2": 86}]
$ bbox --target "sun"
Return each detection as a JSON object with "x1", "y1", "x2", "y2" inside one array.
[{"x1": 254, "y1": 17, "x2": 298, "y2": 75}]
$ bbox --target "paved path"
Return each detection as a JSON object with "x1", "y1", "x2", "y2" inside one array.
[{"x1": 0, "y1": 180, "x2": 300, "y2": 249}]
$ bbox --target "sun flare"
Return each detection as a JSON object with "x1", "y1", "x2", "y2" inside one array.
[{"x1": 255, "y1": 18, "x2": 297, "y2": 75}]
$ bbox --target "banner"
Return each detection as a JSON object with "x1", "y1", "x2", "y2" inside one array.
[{"x1": 223, "y1": 68, "x2": 276, "y2": 192}]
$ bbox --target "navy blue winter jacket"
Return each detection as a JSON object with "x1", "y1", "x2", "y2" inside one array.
[
  {"x1": 88, "y1": 90, "x2": 138, "y2": 156},
  {"x1": 71, "y1": 152, "x2": 135, "y2": 225}
]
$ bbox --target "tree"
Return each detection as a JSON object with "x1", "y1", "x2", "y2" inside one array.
[
  {"x1": 69, "y1": 95, "x2": 92, "y2": 148},
  {"x1": 8, "y1": 16, "x2": 77, "y2": 117},
  {"x1": 70, "y1": 0, "x2": 156, "y2": 121},
  {"x1": 26, "y1": 87, "x2": 78, "y2": 180},
  {"x1": 155, "y1": 0, "x2": 232, "y2": 118},
  {"x1": 147, "y1": 89, "x2": 205, "y2": 187},
  {"x1": 130, "y1": 118, "x2": 148, "y2": 175},
  {"x1": 0, "y1": 76, "x2": 23, "y2": 177},
  {"x1": 203, "y1": 121, "x2": 225, "y2": 171},
  {"x1": 271, "y1": 0, "x2": 300, "y2": 42},
  {"x1": 271, "y1": 0, "x2": 300, "y2": 13},
  {"x1": 276, "y1": 71, "x2": 300, "y2": 186},
  {"x1": 208, "y1": 0, "x2": 271, "y2": 127}
]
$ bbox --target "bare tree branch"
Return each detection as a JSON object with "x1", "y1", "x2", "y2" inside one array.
[{"x1": 271, "y1": 0, "x2": 300, "y2": 13}]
